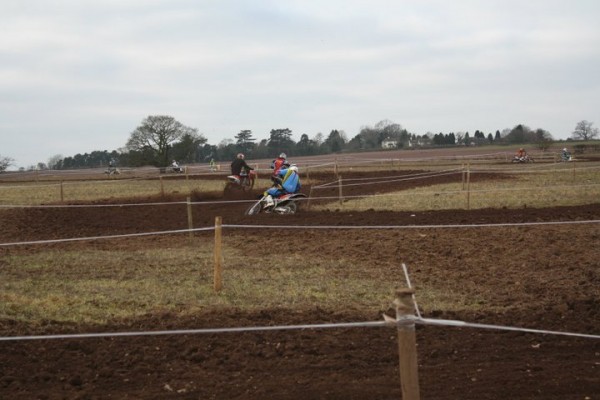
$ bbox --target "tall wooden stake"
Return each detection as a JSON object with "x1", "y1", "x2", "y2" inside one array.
[
  {"x1": 466, "y1": 162, "x2": 471, "y2": 210},
  {"x1": 187, "y1": 197, "x2": 193, "y2": 243},
  {"x1": 213, "y1": 216, "x2": 223, "y2": 292},
  {"x1": 394, "y1": 288, "x2": 421, "y2": 400},
  {"x1": 338, "y1": 175, "x2": 343, "y2": 205},
  {"x1": 60, "y1": 180, "x2": 64, "y2": 203},
  {"x1": 160, "y1": 176, "x2": 165, "y2": 197},
  {"x1": 307, "y1": 186, "x2": 313, "y2": 210}
]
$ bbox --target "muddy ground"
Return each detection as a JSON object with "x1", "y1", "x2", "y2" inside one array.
[{"x1": 1, "y1": 169, "x2": 599, "y2": 399}]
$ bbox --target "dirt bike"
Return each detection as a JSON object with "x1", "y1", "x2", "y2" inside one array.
[
  {"x1": 245, "y1": 192, "x2": 307, "y2": 215},
  {"x1": 561, "y1": 152, "x2": 572, "y2": 162},
  {"x1": 104, "y1": 167, "x2": 120, "y2": 175},
  {"x1": 511, "y1": 155, "x2": 534, "y2": 163},
  {"x1": 226, "y1": 169, "x2": 256, "y2": 192}
]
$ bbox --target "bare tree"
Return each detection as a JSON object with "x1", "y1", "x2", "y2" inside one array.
[
  {"x1": 126, "y1": 115, "x2": 198, "y2": 166},
  {"x1": 0, "y1": 155, "x2": 15, "y2": 172},
  {"x1": 572, "y1": 120, "x2": 599, "y2": 141},
  {"x1": 47, "y1": 154, "x2": 63, "y2": 170}
]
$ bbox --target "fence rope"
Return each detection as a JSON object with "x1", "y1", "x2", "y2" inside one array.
[
  {"x1": 223, "y1": 219, "x2": 600, "y2": 230},
  {"x1": 312, "y1": 169, "x2": 461, "y2": 189},
  {"x1": 2, "y1": 219, "x2": 597, "y2": 247},
  {"x1": 1, "y1": 316, "x2": 597, "y2": 342},
  {"x1": 401, "y1": 263, "x2": 422, "y2": 319},
  {"x1": 0, "y1": 227, "x2": 215, "y2": 247},
  {"x1": 4, "y1": 181, "x2": 599, "y2": 210}
]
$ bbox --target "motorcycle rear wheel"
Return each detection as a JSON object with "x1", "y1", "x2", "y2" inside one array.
[{"x1": 274, "y1": 202, "x2": 297, "y2": 214}]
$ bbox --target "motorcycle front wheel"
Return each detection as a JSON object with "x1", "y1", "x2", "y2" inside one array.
[{"x1": 245, "y1": 199, "x2": 263, "y2": 215}]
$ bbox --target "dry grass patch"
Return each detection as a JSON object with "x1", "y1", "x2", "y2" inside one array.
[{"x1": 315, "y1": 167, "x2": 600, "y2": 211}]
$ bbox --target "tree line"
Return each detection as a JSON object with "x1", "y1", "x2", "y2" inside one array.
[{"x1": 3, "y1": 117, "x2": 598, "y2": 172}]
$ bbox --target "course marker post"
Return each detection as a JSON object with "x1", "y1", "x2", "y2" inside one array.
[
  {"x1": 466, "y1": 162, "x2": 471, "y2": 210},
  {"x1": 213, "y1": 216, "x2": 223, "y2": 292},
  {"x1": 394, "y1": 288, "x2": 421, "y2": 400},
  {"x1": 60, "y1": 180, "x2": 64, "y2": 203},
  {"x1": 160, "y1": 176, "x2": 165, "y2": 197},
  {"x1": 307, "y1": 186, "x2": 313, "y2": 210},
  {"x1": 338, "y1": 175, "x2": 343, "y2": 205},
  {"x1": 187, "y1": 197, "x2": 193, "y2": 242}
]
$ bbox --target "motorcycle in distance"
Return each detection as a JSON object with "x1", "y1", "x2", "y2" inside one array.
[
  {"x1": 245, "y1": 192, "x2": 307, "y2": 215},
  {"x1": 104, "y1": 167, "x2": 120, "y2": 175},
  {"x1": 225, "y1": 168, "x2": 256, "y2": 192},
  {"x1": 511, "y1": 154, "x2": 534, "y2": 163},
  {"x1": 561, "y1": 150, "x2": 572, "y2": 162}
]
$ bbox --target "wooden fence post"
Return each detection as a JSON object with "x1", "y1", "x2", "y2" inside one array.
[
  {"x1": 187, "y1": 197, "x2": 194, "y2": 242},
  {"x1": 461, "y1": 163, "x2": 465, "y2": 191},
  {"x1": 213, "y1": 216, "x2": 223, "y2": 292},
  {"x1": 338, "y1": 175, "x2": 343, "y2": 205},
  {"x1": 334, "y1": 158, "x2": 338, "y2": 177},
  {"x1": 306, "y1": 186, "x2": 313, "y2": 210},
  {"x1": 394, "y1": 288, "x2": 421, "y2": 400},
  {"x1": 466, "y1": 163, "x2": 471, "y2": 210},
  {"x1": 160, "y1": 176, "x2": 165, "y2": 197},
  {"x1": 60, "y1": 180, "x2": 64, "y2": 203}
]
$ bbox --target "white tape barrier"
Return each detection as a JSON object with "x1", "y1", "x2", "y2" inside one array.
[
  {"x1": 313, "y1": 169, "x2": 461, "y2": 189},
  {"x1": 1, "y1": 219, "x2": 598, "y2": 247},
  {"x1": 224, "y1": 220, "x2": 600, "y2": 231},
  {"x1": 0, "y1": 316, "x2": 597, "y2": 342},
  {"x1": 0, "y1": 227, "x2": 215, "y2": 247}
]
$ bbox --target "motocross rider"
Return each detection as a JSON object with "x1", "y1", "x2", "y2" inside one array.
[
  {"x1": 263, "y1": 164, "x2": 301, "y2": 208},
  {"x1": 515, "y1": 148, "x2": 527, "y2": 160},
  {"x1": 230, "y1": 153, "x2": 254, "y2": 176},
  {"x1": 271, "y1": 153, "x2": 288, "y2": 177}
]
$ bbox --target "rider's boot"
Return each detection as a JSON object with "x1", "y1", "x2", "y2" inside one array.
[{"x1": 264, "y1": 195, "x2": 274, "y2": 208}]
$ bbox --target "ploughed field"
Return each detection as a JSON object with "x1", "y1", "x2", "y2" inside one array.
[{"x1": 1, "y1": 167, "x2": 599, "y2": 399}]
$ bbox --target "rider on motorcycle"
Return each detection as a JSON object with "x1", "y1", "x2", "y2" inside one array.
[
  {"x1": 561, "y1": 147, "x2": 572, "y2": 161},
  {"x1": 515, "y1": 148, "x2": 527, "y2": 160},
  {"x1": 263, "y1": 164, "x2": 301, "y2": 208},
  {"x1": 172, "y1": 160, "x2": 183, "y2": 172},
  {"x1": 271, "y1": 153, "x2": 288, "y2": 176},
  {"x1": 230, "y1": 153, "x2": 254, "y2": 177}
]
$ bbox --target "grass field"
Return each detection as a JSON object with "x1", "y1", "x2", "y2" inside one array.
[{"x1": 1, "y1": 157, "x2": 599, "y2": 325}]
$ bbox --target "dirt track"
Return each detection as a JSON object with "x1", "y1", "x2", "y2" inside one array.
[{"x1": 1, "y1": 169, "x2": 599, "y2": 399}]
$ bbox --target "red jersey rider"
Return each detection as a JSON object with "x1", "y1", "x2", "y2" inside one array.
[{"x1": 271, "y1": 153, "x2": 288, "y2": 177}]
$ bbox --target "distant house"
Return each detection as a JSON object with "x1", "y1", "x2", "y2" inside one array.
[{"x1": 381, "y1": 138, "x2": 397, "y2": 149}]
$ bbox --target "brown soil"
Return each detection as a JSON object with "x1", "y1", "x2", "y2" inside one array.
[{"x1": 1, "y1": 169, "x2": 599, "y2": 399}]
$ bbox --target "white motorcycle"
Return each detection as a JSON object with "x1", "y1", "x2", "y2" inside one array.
[{"x1": 245, "y1": 192, "x2": 307, "y2": 215}]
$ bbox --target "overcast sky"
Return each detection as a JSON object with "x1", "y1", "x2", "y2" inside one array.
[{"x1": 2, "y1": 0, "x2": 599, "y2": 168}]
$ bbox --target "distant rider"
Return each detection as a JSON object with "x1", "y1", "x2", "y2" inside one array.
[
  {"x1": 515, "y1": 148, "x2": 527, "y2": 160},
  {"x1": 172, "y1": 160, "x2": 181, "y2": 172},
  {"x1": 271, "y1": 153, "x2": 288, "y2": 177},
  {"x1": 230, "y1": 153, "x2": 254, "y2": 176},
  {"x1": 263, "y1": 164, "x2": 301, "y2": 208},
  {"x1": 561, "y1": 147, "x2": 571, "y2": 161}
]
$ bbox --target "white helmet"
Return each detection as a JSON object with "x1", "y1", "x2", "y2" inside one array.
[
  {"x1": 563, "y1": 148, "x2": 567, "y2": 152},
  {"x1": 237, "y1": 153, "x2": 245, "y2": 159},
  {"x1": 289, "y1": 164, "x2": 298, "y2": 172},
  {"x1": 279, "y1": 153, "x2": 287, "y2": 159}
]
